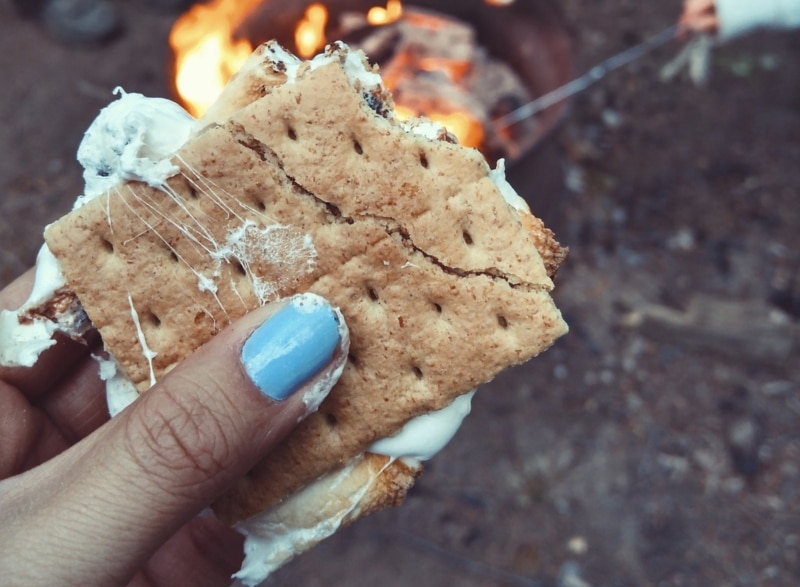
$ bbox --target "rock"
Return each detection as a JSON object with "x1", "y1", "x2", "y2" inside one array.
[
  {"x1": 141, "y1": 0, "x2": 196, "y2": 13},
  {"x1": 624, "y1": 294, "x2": 798, "y2": 365},
  {"x1": 558, "y1": 561, "x2": 592, "y2": 587},
  {"x1": 41, "y1": 0, "x2": 121, "y2": 45}
]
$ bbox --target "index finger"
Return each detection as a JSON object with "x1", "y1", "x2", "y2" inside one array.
[{"x1": 0, "y1": 269, "x2": 36, "y2": 313}]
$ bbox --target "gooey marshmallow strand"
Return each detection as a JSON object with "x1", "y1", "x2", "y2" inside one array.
[{"x1": 0, "y1": 42, "x2": 538, "y2": 587}]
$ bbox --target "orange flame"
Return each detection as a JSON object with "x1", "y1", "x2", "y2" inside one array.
[
  {"x1": 367, "y1": 0, "x2": 403, "y2": 25},
  {"x1": 169, "y1": 0, "x2": 260, "y2": 118},
  {"x1": 295, "y1": 3, "x2": 328, "y2": 58}
]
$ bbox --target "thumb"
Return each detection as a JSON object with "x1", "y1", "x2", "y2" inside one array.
[{"x1": 0, "y1": 293, "x2": 348, "y2": 586}]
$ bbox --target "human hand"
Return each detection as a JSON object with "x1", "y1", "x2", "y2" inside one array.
[
  {"x1": 0, "y1": 268, "x2": 348, "y2": 586},
  {"x1": 679, "y1": 0, "x2": 719, "y2": 36}
]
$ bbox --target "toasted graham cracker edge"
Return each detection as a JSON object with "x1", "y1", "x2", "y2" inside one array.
[
  {"x1": 233, "y1": 454, "x2": 421, "y2": 578},
  {"x1": 239, "y1": 453, "x2": 421, "y2": 533}
]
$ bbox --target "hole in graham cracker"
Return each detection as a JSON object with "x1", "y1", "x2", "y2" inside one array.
[
  {"x1": 348, "y1": 353, "x2": 359, "y2": 368},
  {"x1": 325, "y1": 412, "x2": 338, "y2": 426},
  {"x1": 231, "y1": 260, "x2": 247, "y2": 276},
  {"x1": 101, "y1": 237, "x2": 114, "y2": 254},
  {"x1": 368, "y1": 287, "x2": 379, "y2": 302},
  {"x1": 168, "y1": 249, "x2": 179, "y2": 263},
  {"x1": 287, "y1": 127, "x2": 297, "y2": 141},
  {"x1": 497, "y1": 315, "x2": 509, "y2": 329},
  {"x1": 412, "y1": 365, "x2": 424, "y2": 379},
  {"x1": 188, "y1": 184, "x2": 200, "y2": 200},
  {"x1": 462, "y1": 230, "x2": 474, "y2": 245},
  {"x1": 353, "y1": 140, "x2": 363, "y2": 155},
  {"x1": 146, "y1": 312, "x2": 162, "y2": 328},
  {"x1": 419, "y1": 153, "x2": 429, "y2": 168}
]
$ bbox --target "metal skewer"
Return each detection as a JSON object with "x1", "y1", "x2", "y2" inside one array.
[{"x1": 495, "y1": 24, "x2": 680, "y2": 128}]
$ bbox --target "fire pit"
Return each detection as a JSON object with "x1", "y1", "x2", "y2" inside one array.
[{"x1": 169, "y1": 0, "x2": 574, "y2": 214}]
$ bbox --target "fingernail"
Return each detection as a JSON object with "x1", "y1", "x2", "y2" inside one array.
[{"x1": 241, "y1": 294, "x2": 342, "y2": 401}]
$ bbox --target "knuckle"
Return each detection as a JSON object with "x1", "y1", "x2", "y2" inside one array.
[{"x1": 124, "y1": 377, "x2": 239, "y2": 498}]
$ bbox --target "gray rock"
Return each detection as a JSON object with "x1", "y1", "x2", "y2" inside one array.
[{"x1": 41, "y1": 0, "x2": 121, "y2": 44}]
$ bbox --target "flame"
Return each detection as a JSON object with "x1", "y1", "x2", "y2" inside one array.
[
  {"x1": 295, "y1": 3, "x2": 328, "y2": 58},
  {"x1": 169, "y1": 0, "x2": 260, "y2": 118},
  {"x1": 367, "y1": 0, "x2": 403, "y2": 26}
]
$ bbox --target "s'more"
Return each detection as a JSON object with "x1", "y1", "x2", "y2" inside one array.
[{"x1": 2, "y1": 41, "x2": 567, "y2": 585}]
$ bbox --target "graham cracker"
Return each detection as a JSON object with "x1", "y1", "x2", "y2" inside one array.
[{"x1": 44, "y1": 43, "x2": 567, "y2": 524}]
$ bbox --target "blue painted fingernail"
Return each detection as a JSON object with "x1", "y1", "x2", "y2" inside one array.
[{"x1": 241, "y1": 294, "x2": 341, "y2": 401}]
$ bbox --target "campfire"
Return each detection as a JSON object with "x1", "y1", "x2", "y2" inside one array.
[{"x1": 169, "y1": 0, "x2": 573, "y2": 165}]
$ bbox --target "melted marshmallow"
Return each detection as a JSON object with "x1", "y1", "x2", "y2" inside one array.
[
  {"x1": 369, "y1": 390, "x2": 476, "y2": 461},
  {"x1": 0, "y1": 245, "x2": 66, "y2": 367},
  {"x1": 212, "y1": 222, "x2": 318, "y2": 305},
  {"x1": 75, "y1": 88, "x2": 195, "y2": 208},
  {"x1": 318, "y1": 44, "x2": 384, "y2": 89},
  {"x1": 233, "y1": 456, "x2": 393, "y2": 587},
  {"x1": 25, "y1": 245, "x2": 67, "y2": 308},
  {"x1": 489, "y1": 159, "x2": 530, "y2": 212},
  {"x1": 93, "y1": 354, "x2": 140, "y2": 417},
  {"x1": 0, "y1": 308, "x2": 58, "y2": 368},
  {"x1": 263, "y1": 41, "x2": 383, "y2": 91},
  {"x1": 262, "y1": 42, "x2": 304, "y2": 81},
  {"x1": 401, "y1": 117, "x2": 449, "y2": 141}
]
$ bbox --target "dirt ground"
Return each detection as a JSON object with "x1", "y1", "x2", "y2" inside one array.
[{"x1": 1, "y1": 1, "x2": 799, "y2": 586}]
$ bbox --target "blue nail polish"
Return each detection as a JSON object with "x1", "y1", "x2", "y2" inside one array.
[{"x1": 241, "y1": 296, "x2": 341, "y2": 401}]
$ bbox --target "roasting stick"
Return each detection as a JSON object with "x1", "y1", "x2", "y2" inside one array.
[{"x1": 495, "y1": 24, "x2": 680, "y2": 129}]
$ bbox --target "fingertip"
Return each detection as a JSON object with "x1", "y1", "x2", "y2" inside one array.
[{"x1": 241, "y1": 293, "x2": 345, "y2": 403}]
